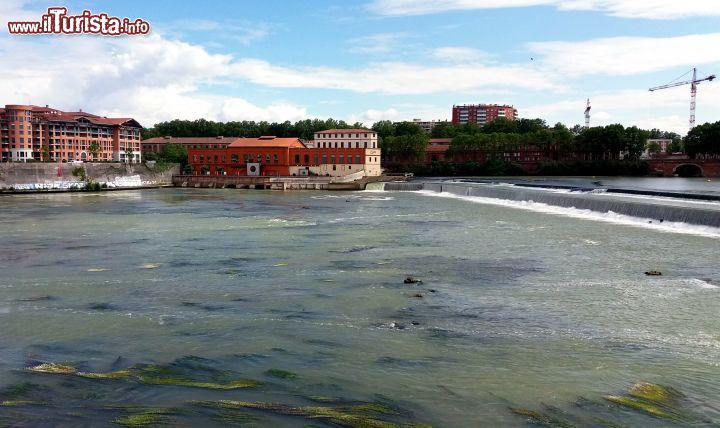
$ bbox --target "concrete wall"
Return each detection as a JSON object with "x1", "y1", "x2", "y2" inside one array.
[{"x1": 0, "y1": 162, "x2": 179, "y2": 190}]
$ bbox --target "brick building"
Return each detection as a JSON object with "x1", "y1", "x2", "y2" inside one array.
[
  {"x1": 0, "y1": 104, "x2": 141, "y2": 163},
  {"x1": 452, "y1": 104, "x2": 518, "y2": 125},
  {"x1": 187, "y1": 132, "x2": 381, "y2": 178}
]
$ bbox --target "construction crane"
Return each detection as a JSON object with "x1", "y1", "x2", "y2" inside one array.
[
  {"x1": 584, "y1": 98, "x2": 591, "y2": 128},
  {"x1": 649, "y1": 68, "x2": 715, "y2": 129}
]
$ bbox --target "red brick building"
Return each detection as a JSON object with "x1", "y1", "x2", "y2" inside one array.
[
  {"x1": 452, "y1": 104, "x2": 518, "y2": 126},
  {"x1": 187, "y1": 134, "x2": 381, "y2": 178},
  {"x1": 0, "y1": 104, "x2": 142, "y2": 162}
]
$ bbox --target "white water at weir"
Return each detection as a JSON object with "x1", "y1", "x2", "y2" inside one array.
[{"x1": 375, "y1": 181, "x2": 720, "y2": 238}]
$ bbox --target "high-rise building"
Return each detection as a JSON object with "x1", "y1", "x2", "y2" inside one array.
[
  {"x1": 0, "y1": 104, "x2": 142, "y2": 163},
  {"x1": 451, "y1": 104, "x2": 518, "y2": 125},
  {"x1": 410, "y1": 119, "x2": 448, "y2": 133}
]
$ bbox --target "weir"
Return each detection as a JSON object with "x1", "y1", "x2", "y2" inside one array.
[{"x1": 382, "y1": 181, "x2": 720, "y2": 228}]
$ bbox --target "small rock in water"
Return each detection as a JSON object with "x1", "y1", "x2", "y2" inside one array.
[
  {"x1": 388, "y1": 322, "x2": 405, "y2": 330},
  {"x1": 645, "y1": 271, "x2": 662, "y2": 276},
  {"x1": 404, "y1": 276, "x2": 422, "y2": 284},
  {"x1": 410, "y1": 293, "x2": 424, "y2": 299},
  {"x1": 411, "y1": 321, "x2": 420, "y2": 326},
  {"x1": 18, "y1": 296, "x2": 54, "y2": 302},
  {"x1": 428, "y1": 289, "x2": 437, "y2": 293}
]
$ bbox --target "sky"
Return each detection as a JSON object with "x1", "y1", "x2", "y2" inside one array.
[{"x1": 1, "y1": 0, "x2": 719, "y2": 135}]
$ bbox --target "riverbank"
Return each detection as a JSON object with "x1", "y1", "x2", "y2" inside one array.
[{"x1": 0, "y1": 162, "x2": 179, "y2": 193}]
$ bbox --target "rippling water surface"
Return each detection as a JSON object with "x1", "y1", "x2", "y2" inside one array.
[{"x1": 1, "y1": 188, "x2": 719, "y2": 426}]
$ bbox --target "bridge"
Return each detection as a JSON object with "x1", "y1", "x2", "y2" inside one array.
[{"x1": 647, "y1": 157, "x2": 720, "y2": 177}]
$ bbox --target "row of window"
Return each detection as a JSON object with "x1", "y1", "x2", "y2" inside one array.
[
  {"x1": 192, "y1": 153, "x2": 368, "y2": 165},
  {"x1": 318, "y1": 141, "x2": 376, "y2": 149},
  {"x1": 316, "y1": 133, "x2": 374, "y2": 139}
]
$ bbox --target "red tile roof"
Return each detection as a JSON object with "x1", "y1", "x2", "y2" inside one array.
[
  {"x1": 2, "y1": 104, "x2": 140, "y2": 127},
  {"x1": 429, "y1": 138, "x2": 452, "y2": 144}
]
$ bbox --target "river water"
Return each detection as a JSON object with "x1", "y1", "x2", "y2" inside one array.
[{"x1": 1, "y1": 184, "x2": 719, "y2": 427}]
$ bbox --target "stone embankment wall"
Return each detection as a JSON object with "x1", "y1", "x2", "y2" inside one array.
[{"x1": 0, "y1": 163, "x2": 179, "y2": 191}]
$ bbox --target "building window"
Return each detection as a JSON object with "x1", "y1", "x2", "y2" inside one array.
[
  {"x1": 266, "y1": 154, "x2": 271, "y2": 163},
  {"x1": 330, "y1": 154, "x2": 336, "y2": 164},
  {"x1": 322, "y1": 154, "x2": 327, "y2": 164},
  {"x1": 364, "y1": 142, "x2": 367, "y2": 148},
  {"x1": 339, "y1": 155, "x2": 344, "y2": 164},
  {"x1": 257, "y1": 154, "x2": 262, "y2": 162},
  {"x1": 231, "y1": 154, "x2": 238, "y2": 163},
  {"x1": 193, "y1": 155, "x2": 198, "y2": 162},
  {"x1": 304, "y1": 154, "x2": 309, "y2": 164},
  {"x1": 294, "y1": 154, "x2": 300, "y2": 164},
  {"x1": 273, "y1": 154, "x2": 279, "y2": 163},
  {"x1": 355, "y1": 155, "x2": 361, "y2": 164},
  {"x1": 313, "y1": 154, "x2": 318, "y2": 164},
  {"x1": 244, "y1": 154, "x2": 249, "y2": 162},
  {"x1": 340, "y1": 142, "x2": 344, "y2": 148}
]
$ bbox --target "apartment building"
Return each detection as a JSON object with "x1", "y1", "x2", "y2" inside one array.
[{"x1": 0, "y1": 104, "x2": 141, "y2": 162}]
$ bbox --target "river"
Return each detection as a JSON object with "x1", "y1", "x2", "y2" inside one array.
[{"x1": 0, "y1": 182, "x2": 718, "y2": 426}]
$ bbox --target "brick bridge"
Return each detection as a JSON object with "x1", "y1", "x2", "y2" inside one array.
[{"x1": 647, "y1": 157, "x2": 720, "y2": 177}]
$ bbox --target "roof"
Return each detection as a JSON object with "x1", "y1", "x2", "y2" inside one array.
[
  {"x1": 315, "y1": 129, "x2": 373, "y2": 134},
  {"x1": 229, "y1": 137, "x2": 305, "y2": 148},
  {"x1": 429, "y1": 138, "x2": 452, "y2": 144},
  {"x1": 2, "y1": 104, "x2": 141, "y2": 127}
]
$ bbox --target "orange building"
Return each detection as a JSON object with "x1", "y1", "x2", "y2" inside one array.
[
  {"x1": 187, "y1": 134, "x2": 381, "y2": 178},
  {"x1": 0, "y1": 104, "x2": 142, "y2": 162}
]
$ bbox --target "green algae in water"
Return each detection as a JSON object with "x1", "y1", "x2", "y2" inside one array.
[
  {"x1": 510, "y1": 407, "x2": 578, "y2": 428},
  {"x1": 114, "y1": 410, "x2": 170, "y2": 427},
  {"x1": 194, "y1": 399, "x2": 426, "y2": 428},
  {"x1": 264, "y1": 368, "x2": 299, "y2": 379},
  {"x1": 1, "y1": 400, "x2": 48, "y2": 407},
  {"x1": 603, "y1": 382, "x2": 684, "y2": 421},
  {"x1": 213, "y1": 410, "x2": 261, "y2": 425},
  {"x1": 28, "y1": 362, "x2": 77, "y2": 374},
  {"x1": 26, "y1": 358, "x2": 260, "y2": 390},
  {"x1": 603, "y1": 395, "x2": 680, "y2": 420}
]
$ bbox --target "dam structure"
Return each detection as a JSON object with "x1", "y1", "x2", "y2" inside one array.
[{"x1": 376, "y1": 180, "x2": 720, "y2": 228}]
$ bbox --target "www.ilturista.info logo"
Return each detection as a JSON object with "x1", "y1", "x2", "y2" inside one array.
[{"x1": 8, "y1": 7, "x2": 150, "y2": 36}]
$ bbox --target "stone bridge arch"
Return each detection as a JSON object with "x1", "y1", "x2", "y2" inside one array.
[{"x1": 672, "y1": 163, "x2": 704, "y2": 177}]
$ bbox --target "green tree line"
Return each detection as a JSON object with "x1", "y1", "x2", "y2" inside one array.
[{"x1": 143, "y1": 118, "x2": 364, "y2": 141}]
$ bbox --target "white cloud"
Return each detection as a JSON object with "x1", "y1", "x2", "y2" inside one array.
[
  {"x1": 349, "y1": 108, "x2": 401, "y2": 124},
  {"x1": 431, "y1": 47, "x2": 490, "y2": 62},
  {"x1": 529, "y1": 33, "x2": 720, "y2": 76},
  {"x1": 0, "y1": 32, "x2": 307, "y2": 126},
  {"x1": 367, "y1": 0, "x2": 720, "y2": 19},
  {"x1": 228, "y1": 59, "x2": 562, "y2": 94},
  {"x1": 347, "y1": 32, "x2": 412, "y2": 54},
  {"x1": 160, "y1": 19, "x2": 276, "y2": 45},
  {"x1": 523, "y1": 84, "x2": 720, "y2": 134}
]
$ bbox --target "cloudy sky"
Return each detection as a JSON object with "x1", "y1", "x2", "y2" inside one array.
[{"x1": 2, "y1": 0, "x2": 719, "y2": 134}]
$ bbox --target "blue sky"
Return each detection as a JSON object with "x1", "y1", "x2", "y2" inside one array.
[{"x1": 2, "y1": 0, "x2": 720, "y2": 134}]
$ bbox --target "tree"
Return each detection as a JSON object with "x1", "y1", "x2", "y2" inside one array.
[
  {"x1": 41, "y1": 143, "x2": 50, "y2": 162},
  {"x1": 380, "y1": 132, "x2": 429, "y2": 164},
  {"x1": 481, "y1": 118, "x2": 518, "y2": 134},
  {"x1": 88, "y1": 140, "x2": 101, "y2": 161},
  {"x1": 684, "y1": 121, "x2": 720, "y2": 158},
  {"x1": 124, "y1": 148, "x2": 134, "y2": 164},
  {"x1": 371, "y1": 120, "x2": 395, "y2": 141},
  {"x1": 647, "y1": 142, "x2": 662, "y2": 154},
  {"x1": 158, "y1": 143, "x2": 188, "y2": 165},
  {"x1": 623, "y1": 126, "x2": 649, "y2": 160}
]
